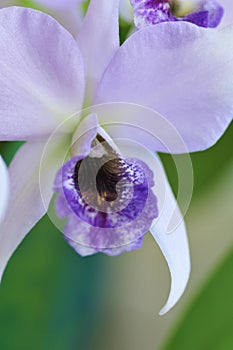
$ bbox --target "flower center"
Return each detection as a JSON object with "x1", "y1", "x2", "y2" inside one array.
[
  {"x1": 73, "y1": 134, "x2": 137, "y2": 208},
  {"x1": 171, "y1": 0, "x2": 199, "y2": 16},
  {"x1": 72, "y1": 134, "x2": 147, "y2": 221},
  {"x1": 60, "y1": 134, "x2": 154, "y2": 229},
  {"x1": 74, "y1": 156, "x2": 128, "y2": 203},
  {"x1": 54, "y1": 129, "x2": 159, "y2": 253}
]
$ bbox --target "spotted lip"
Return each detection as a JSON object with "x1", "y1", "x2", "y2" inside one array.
[
  {"x1": 63, "y1": 155, "x2": 151, "y2": 229},
  {"x1": 54, "y1": 128, "x2": 158, "y2": 255}
]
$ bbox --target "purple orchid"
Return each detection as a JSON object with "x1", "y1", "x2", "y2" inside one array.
[
  {"x1": 0, "y1": 0, "x2": 232, "y2": 314},
  {"x1": 130, "y1": 0, "x2": 224, "y2": 29},
  {"x1": 53, "y1": 113, "x2": 159, "y2": 257},
  {"x1": 0, "y1": 156, "x2": 9, "y2": 223}
]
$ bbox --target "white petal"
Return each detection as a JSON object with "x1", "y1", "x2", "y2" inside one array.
[
  {"x1": 107, "y1": 137, "x2": 190, "y2": 314},
  {"x1": 0, "y1": 137, "x2": 68, "y2": 281},
  {"x1": 0, "y1": 156, "x2": 9, "y2": 222},
  {"x1": 120, "y1": 0, "x2": 133, "y2": 22},
  {"x1": 149, "y1": 155, "x2": 190, "y2": 315}
]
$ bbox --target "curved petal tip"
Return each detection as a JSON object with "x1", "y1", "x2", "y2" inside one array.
[
  {"x1": 151, "y1": 217, "x2": 191, "y2": 315},
  {"x1": 159, "y1": 239, "x2": 190, "y2": 315},
  {"x1": 149, "y1": 156, "x2": 191, "y2": 315}
]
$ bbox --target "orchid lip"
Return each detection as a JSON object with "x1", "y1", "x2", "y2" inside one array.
[
  {"x1": 62, "y1": 134, "x2": 155, "y2": 229},
  {"x1": 54, "y1": 130, "x2": 158, "y2": 253},
  {"x1": 71, "y1": 155, "x2": 149, "y2": 228}
]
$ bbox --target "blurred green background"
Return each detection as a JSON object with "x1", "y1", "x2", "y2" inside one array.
[{"x1": 0, "y1": 1, "x2": 233, "y2": 349}]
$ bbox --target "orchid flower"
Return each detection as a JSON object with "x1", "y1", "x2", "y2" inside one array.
[
  {"x1": 0, "y1": 0, "x2": 232, "y2": 314},
  {"x1": 0, "y1": 156, "x2": 9, "y2": 223}
]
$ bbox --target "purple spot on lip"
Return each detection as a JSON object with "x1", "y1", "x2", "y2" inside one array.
[
  {"x1": 131, "y1": 0, "x2": 175, "y2": 28},
  {"x1": 183, "y1": 1, "x2": 224, "y2": 28}
]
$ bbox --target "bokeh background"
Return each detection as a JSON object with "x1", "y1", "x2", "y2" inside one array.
[{"x1": 0, "y1": 1, "x2": 233, "y2": 349}]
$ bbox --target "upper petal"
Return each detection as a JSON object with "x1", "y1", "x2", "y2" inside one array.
[
  {"x1": 77, "y1": 0, "x2": 120, "y2": 100},
  {"x1": 96, "y1": 22, "x2": 233, "y2": 153},
  {"x1": 0, "y1": 7, "x2": 85, "y2": 141},
  {"x1": 0, "y1": 137, "x2": 68, "y2": 282},
  {"x1": 0, "y1": 156, "x2": 9, "y2": 222}
]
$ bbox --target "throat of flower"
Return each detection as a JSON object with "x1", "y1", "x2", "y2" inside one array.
[
  {"x1": 74, "y1": 156, "x2": 127, "y2": 204},
  {"x1": 55, "y1": 128, "x2": 158, "y2": 238},
  {"x1": 73, "y1": 134, "x2": 126, "y2": 205},
  {"x1": 171, "y1": 0, "x2": 199, "y2": 17}
]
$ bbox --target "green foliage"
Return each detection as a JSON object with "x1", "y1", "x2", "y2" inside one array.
[
  {"x1": 18, "y1": 0, "x2": 41, "y2": 10},
  {"x1": 119, "y1": 18, "x2": 133, "y2": 44},
  {"x1": 0, "y1": 142, "x2": 107, "y2": 350},
  {"x1": 0, "y1": 215, "x2": 107, "y2": 350},
  {"x1": 0, "y1": 142, "x2": 24, "y2": 165},
  {"x1": 81, "y1": 0, "x2": 90, "y2": 15},
  {"x1": 162, "y1": 247, "x2": 233, "y2": 350}
]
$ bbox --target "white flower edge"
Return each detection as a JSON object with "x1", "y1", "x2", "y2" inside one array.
[{"x1": 0, "y1": 155, "x2": 9, "y2": 222}]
